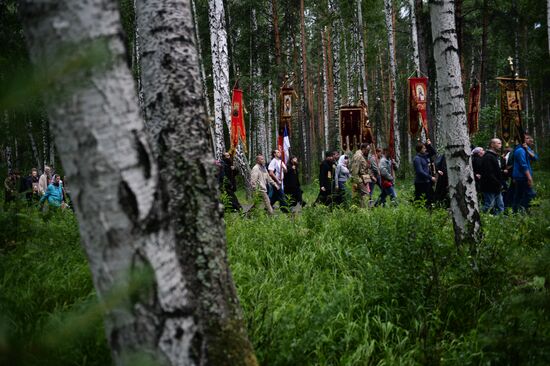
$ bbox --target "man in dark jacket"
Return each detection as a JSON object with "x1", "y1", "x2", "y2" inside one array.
[
  {"x1": 220, "y1": 152, "x2": 242, "y2": 212},
  {"x1": 317, "y1": 151, "x2": 335, "y2": 206},
  {"x1": 480, "y1": 138, "x2": 505, "y2": 214},
  {"x1": 413, "y1": 139, "x2": 436, "y2": 207},
  {"x1": 20, "y1": 168, "x2": 40, "y2": 203}
]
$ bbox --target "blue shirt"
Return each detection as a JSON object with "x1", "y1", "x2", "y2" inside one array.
[
  {"x1": 512, "y1": 145, "x2": 537, "y2": 181},
  {"x1": 40, "y1": 183, "x2": 63, "y2": 207}
]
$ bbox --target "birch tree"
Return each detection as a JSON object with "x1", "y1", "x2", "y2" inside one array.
[
  {"x1": 208, "y1": 0, "x2": 229, "y2": 158},
  {"x1": 322, "y1": 29, "x2": 329, "y2": 152},
  {"x1": 429, "y1": 0, "x2": 481, "y2": 247},
  {"x1": 21, "y1": 0, "x2": 256, "y2": 364},
  {"x1": 26, "y1": 116, "x2": 41, "y2": 170},
  {"x1": 384, "y1": 0, "x2": 401, "y2": 165},
  {"x1": 208, "y1": 0, "x2": 251, "y2": 190},
  {"x1": 356, "y1": 0, "x2": 369, "y2": 104},
  {"x1": 328, "y1": 0, "x2": 341, "y2": 150}
]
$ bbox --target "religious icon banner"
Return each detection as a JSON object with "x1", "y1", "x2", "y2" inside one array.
[
  {"x1": 497, "y1": 77, "x2": 527, "y2": 145},
  {"x1": 467, "y1": 83, "x2": 481, "y2": 135},
  {"x1": 408, "y1": 77, "x2": 429, "y2": 136},
  {"x1": 230, "y1": 88, "x2": 246, "y2": 151},
  {"x1": 279, "y1": 88, "x2": 295, "y2": 135},
  {"x1": 339, "y1": 107, "x2": 363, "y2": 152}
]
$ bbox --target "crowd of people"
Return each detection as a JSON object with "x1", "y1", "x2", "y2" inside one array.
[
  {"x1": 5, "y1": 135, "x2": 538, "y2": 216},
  {"x1": 217, "y1": 133, "x2": 539, "y2": 216},
  {"x1": 3, "y1": 165, "x2": 70, "y2": 210}
]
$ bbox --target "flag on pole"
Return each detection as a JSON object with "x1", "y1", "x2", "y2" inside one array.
[{"x1": 230, "y1": 88, "x2": 246, "y2": 151}]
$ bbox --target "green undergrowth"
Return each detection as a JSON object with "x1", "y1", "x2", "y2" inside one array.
[{"x1": 0, "y1": 171, "x2": 549, "y2": 365}]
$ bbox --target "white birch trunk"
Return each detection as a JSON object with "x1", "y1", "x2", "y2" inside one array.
[
  {"x1": 132, "y1": 0, "x2": 145, "y2": 111},
  {"x1": 322, "y1": 30, "x2": 329, "y2": 152},
  {"x1": 384, "y1": 0, "x2": 401, "y2": 166},
  {"x1": 267, "y1": 80, "x2": 274, "y2": 151},
  {"x1": 356, "y1": 0, "x2": 369, "y2": 104},
  {"x1": 430, "y1": 0, "x2": 481, "y2": 247},
  {"x1": 41, "y1": 114, "x2": 48, "y2": 170},
  {"x1": 191, "y1": 0, "x2": 212, "y2": 119},
  {"x1": 251, "y1": 9, "x2": 267, "y2": 158},
  {"x1": 329, "y1": 0, "x2": 342, "y2": 149},
  {"x1": 4, "y1": 111, "x2": 12, "y2": 174},
  {"x1": 135, "y1": 1, "x2": 256, "y2": 363},
  {"x1": 22, "y1": 0, "x2": 257, "y2": 364},
  {"x1": 409, "y1": 0, "x2": 421, "y2": 73},
  {"x1": 208, "y1": 0, "x2": 229, "y2": 159},
  {"x1": 27, "y1": 117, "x2": 42, "y2": 170},
  {"x1": 343, "y1": 35, "x2": 352, "y2": 104},
  {"x1": 49, "y1": 128, "x2": 55, "y2": 169},
  {"x1": 208, "y1": 0, "x2": 251, "y2": 189}
]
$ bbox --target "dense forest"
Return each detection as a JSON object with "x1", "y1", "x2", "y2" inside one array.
[
  {"x1": 1, "y1": 0, "x2": 550, "y2": 178},
  {"x1": 1, "y1": 0, "x2": 550, "y2": 365}
]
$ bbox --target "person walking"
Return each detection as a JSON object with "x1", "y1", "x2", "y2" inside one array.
[
  {"x1": 350, "y1": 143, "x2": 372, "y2": 208},
  {"x1": 368, "y1": 147, "x2": 382, "y2": 200},
  {"x1": 250, "y1": 155, "x2": 277, "y2": 215},
  {"x1": 39, "y1": 174, "x2": 64, "y2": 208},
  {"x1": 334, "y1": 155, "x2": 351, "y2": 205},
  {"x1": 283, "y1": 156, "x2": 306, "y2": 207},
  {"x1": 480, "y1": 138, "x2": 505, "y2": 214},
  {"x1": 38, "y1": 165, "x2": 52, "y2": 196},
  {"x1": 512, "y1": 134, "x2": 538, "y2": 213},
  {"x1": 376, "y1": 148, "x2": 397, "y2": 206},
  {"x1": 20, "y1": 168, "x2": 40, "y2": 203},
  {"x1": 268, "y1": 149, "x2": 288, "y2": 212},
  {"x1": 220, "y1": 152, "x2": 242, "y2": 212},
  {"x1": 317, "y1": 151, "x2": 336, "y2": 206},
  {"x1": 413, "y1": 139, "x2": 437, "y2": 207}
]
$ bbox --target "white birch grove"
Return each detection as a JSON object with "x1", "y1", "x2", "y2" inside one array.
[
  {"x1": 208, "y1": 0, "x2": 230, "y2": 158},
  {"x1": 383, "y1": 0, "x2": 401, "y2": 166},
  {"x1": 49, "y1": 128, "x2": 55, "y2": 168},
  {"x1": 267, "y1": 80, "x2": 274, "y2": 151},
  {"x1": 21, "y1": 0, "x2": 256, "y2": 364},
  {"x1": 343, "y1": 35, "x2": 352, "y2": 103},
  {"x1": 429, "y1": 0, "x2": 481, "y2": 247},
  {"x1": 356, "y1": 0, "x2": 369, "y2": 105}
]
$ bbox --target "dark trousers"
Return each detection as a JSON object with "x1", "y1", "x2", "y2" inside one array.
[
  {"x1": 270, "y1": 187, "x2": 289, "y2": 212},
  {"x1": 414, "y1": 182, "x2": 434, "y2": 207},
  {"x1": 512, "y1": 180, "x2": 536, "y2": 213}
]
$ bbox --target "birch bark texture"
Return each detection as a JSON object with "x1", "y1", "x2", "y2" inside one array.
[
  {"x1": 356, "y1": 0, "x2": 369, "y2": 104},
  {"x1": 429, "y1": 0, "x2": 481, "y2": 247},
  {"x1": 383, "y1": 0, "x2": 401, "y2": 166},
  {"x1": 208, "y1": 0, "x2": 230, "y2": 159},
  {"x1": 135, "y1": 1, "x2": 255, "y2": 364},
  {"x1": 21, "y1": 0, "x2": 256, "y2": 364}
]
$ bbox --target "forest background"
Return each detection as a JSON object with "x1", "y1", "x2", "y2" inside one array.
[{"x1": 1, "y1": 0, "x2": 550, "y2": 364}]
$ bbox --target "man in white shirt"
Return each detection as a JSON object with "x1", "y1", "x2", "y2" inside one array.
[{"x1": 268, "y1": 149, "x2": 288, "y2": 212}]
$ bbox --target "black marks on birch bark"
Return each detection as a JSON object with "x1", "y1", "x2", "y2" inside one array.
[{"x1": 119, "y1": 179, "x2": 139, "y2": 223}]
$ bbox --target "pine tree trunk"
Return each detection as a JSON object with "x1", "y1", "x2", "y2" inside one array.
[
  {"x1": 384, "y1": 0, "x2": 401, "y2": 166},
  {"x1": 22, "y1": 0, "x2": 257, "y2": 364},
  {"x1": 271, "y1": 0, "x2": 282, "y2": 71},
  {"x1": 429, "y1": 0, "x2": 481, "y2": 248}
]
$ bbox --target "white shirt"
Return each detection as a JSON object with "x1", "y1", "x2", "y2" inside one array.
[{"x1": 268, "y1": 158, "x2": 285, "y2": 189}]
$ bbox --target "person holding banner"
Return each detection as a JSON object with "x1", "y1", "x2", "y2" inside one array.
[
  {"x1": 413, "y1": 139, "x2": 437, "y2": 207},
  {"x1": 512, "y1": 134, "x2": 538, "y2": 213},
  {"x1": 268, "y1": 149, "x2": 289, "y2": 212}
]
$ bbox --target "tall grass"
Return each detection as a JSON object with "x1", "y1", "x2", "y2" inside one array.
[{"x1": 1, "y1": 172, "x2": 549, "y2": 365}]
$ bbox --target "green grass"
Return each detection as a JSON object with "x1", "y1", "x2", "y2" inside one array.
[{"x1": 1, "y1": 171, "x2": 550, "y2": 365}]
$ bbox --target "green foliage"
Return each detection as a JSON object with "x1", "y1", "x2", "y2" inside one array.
[{"x1": 2, "y1": 176, "x2": 550, "y2": 365}]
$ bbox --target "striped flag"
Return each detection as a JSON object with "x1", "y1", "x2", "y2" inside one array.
[{"x1": 278, "y1": 125, "x2": 290, "y2": 165}]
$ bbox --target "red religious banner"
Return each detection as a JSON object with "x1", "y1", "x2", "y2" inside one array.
[
  {"x1": 230, "y1": 88, "x2": 246, "y2": 151},
  {"x1": 339, "y1": 107, "x2": 363, "y2": 152},
  {"x1": 408, "y1": 77, "x2": 429, "y2": 136},
  {"x1": 467, "y1": 82, "x2": 481, "y2": 135}
]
